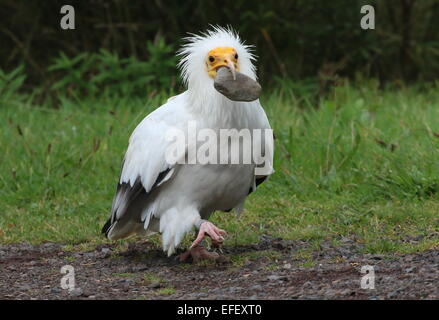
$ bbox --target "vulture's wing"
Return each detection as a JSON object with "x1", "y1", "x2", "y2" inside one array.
[
  {"x1": 248, "y1": 100, "x2": 275, "y2": 195},
  {"x1": 102, "y1": 96, "x2": 187, "y2": 238}
]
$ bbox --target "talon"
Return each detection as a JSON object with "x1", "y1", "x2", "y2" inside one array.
[{"x1": 212, "y1": 239, "x2": 223, "y2": 249}]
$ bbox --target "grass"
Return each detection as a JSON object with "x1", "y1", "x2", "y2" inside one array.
[
  {"x1": 112, "y1": 272, "x2": 135, "y2": 278},
  {"x1": 0, "y1": 82, "x2": 438, "y2": 255},
  {"x1": 143, "y1": 273, "x2": 163, "y2": 284},
  {"x1": 229, "y1": 249, "x2": 282, "y2": 269},
  {"x1": 155, "y1": 287, "x2": 176, "y2": 296}
]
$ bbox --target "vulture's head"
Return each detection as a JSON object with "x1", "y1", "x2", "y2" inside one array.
[{"x1": 178, "y1": 26, "x2": 260, "y2": 102}]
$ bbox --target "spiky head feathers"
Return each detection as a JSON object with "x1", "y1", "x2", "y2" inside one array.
[{"x1": 177, "y1": 26, "x2": 257, "y2": 91}]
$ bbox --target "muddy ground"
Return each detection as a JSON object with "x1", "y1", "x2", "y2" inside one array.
[{"x1": 0, "y1": 235, "x2": 438, "y2": 300}]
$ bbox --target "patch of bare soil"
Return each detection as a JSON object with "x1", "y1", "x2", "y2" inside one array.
[{"x1": 0, "y1": 236, "x2": 438, "y2": 300}]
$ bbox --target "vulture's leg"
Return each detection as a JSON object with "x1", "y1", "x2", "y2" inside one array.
[{"x1": 179, "y1": 220, "x2": 226, "y2": 262}]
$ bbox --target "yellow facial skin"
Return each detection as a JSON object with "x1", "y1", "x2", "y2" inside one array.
[{"x1": 206, "y1": 47, "x2": 239, "y2": 78}]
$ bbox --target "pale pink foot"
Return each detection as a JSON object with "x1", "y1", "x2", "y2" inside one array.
[
  {"x1": 179, "y1": 221, "x2": 227, "y2": 262},
  {"x1": 190, "y1": 221, "x2": 226, "y2": 249},
  {"x1": 179, "y1": 245, "x2": 219, "y2": 263}
]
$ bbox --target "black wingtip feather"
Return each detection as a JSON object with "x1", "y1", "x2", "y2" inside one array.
[
  {"x1": 102, "y1": 168, "x2": 172, "y2": 239},
  {"x1": 101, "y1": 218, "x2": 112, "y2": 237}
]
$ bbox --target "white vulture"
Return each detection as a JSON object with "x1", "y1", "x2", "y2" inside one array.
[{"x1": 102, "y1": 26, "x2": 274, "y2": 261}]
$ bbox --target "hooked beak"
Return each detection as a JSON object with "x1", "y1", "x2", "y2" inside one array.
[
  {"x1": 226, "y1": 59, "x2": 236, "y2": 80},
  {"x1": 211, "y1": 59, "x2": 236, "y2": 81}
]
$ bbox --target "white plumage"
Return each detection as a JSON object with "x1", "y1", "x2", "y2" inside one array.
[{"x1": 102, "y1": 27, "x2": 274, "y2": 257}]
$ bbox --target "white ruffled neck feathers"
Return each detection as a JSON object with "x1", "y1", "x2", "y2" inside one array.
[{"x1": 177, "y1": 26, "x2": 257, "y2": 116}]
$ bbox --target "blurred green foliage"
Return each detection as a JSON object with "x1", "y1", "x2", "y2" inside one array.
[
  {"x1": 0, "y1": 0, "x2": 438, "y2": 94},
  {"x1": 48, "y1": 38, "x2": 177, "y2": 98},
  {"x1": 0, "y1": 65, "x2": 26, "y2": 104}
]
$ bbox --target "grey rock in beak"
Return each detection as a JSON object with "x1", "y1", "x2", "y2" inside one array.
[{"x1": 214, "y1": 67, "x2": 261, "y2": 102}]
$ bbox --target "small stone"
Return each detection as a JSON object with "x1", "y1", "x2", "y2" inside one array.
[
  {"x1": 18, "y1": 284, "x2": 31, "y2": 291},
  {"x1": 387, "y1": 291, "x2": 399, "y2": 299},
  {"x1": 132, "y1": 265, "x2": 148, "y2": 272},
  {"x1": 69, "y1": 288, "x2": 83, "y2": 297},
  {"x1": 323, "y1": 289, "x2": 338, "y2": 298},
  {"x1": 229, "y1": 287, "x2": 243, "y2": 293},
  {"x1": 267, "y1": 274, "x2": 287, "y2": 281},
  {"x1": 50, "y1": 288, "x2": 61, "y2": 294},
  {"x1": 192, "y1": 292, "x2": 208, "y2": 298},
  {"x1": 149, "y1": 282, "x2": 161, "y2": 289},
  {"x1": 340, "y1": 289, "x2": 355, "y2": 296},
  {"x1": 214, "y1": 67, "x2": 261, "y2": 102},
  {"x1": 84, "y1": 252, "x2": 96, "y2": 258},
  {"x1": 405, "y1": 266, "x2": 416, "y2": 273},
  {"x1": 340, "y1": 237, "x2": 351, "y2": 243},
  {"x1": 119, "y1": 279, "x2": 134, "y2": 285},
  {"x1": 283, "y1": 263, "x2": 292, "y2": 269}
]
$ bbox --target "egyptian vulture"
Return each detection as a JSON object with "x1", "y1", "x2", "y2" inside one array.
[{"x1": 102, "y1": 27, "x2": 274, "y2": 261}]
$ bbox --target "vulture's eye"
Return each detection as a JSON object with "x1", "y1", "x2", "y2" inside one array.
[
  {"x1": 209, "y1": 56, "x2": 215, "y2": 62},
  {"x1": 235, "y1": 53, "x2": 238, "y2": 59}
]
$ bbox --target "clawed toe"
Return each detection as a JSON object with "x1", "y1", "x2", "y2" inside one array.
[
  {"x1": 211, "y1": 239, "x2": 224, "y2": 252},
  {"x1": 179, "y1": 245, "x2": 220, "y2": 263},
  {"x1": 190, "y1": 220, "x2": 227, "y2": 249}
]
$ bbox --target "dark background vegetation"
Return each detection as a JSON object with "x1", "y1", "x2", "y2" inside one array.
[{"x1": 1, "y1": 0, "x2": 439, "y2": 98}]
